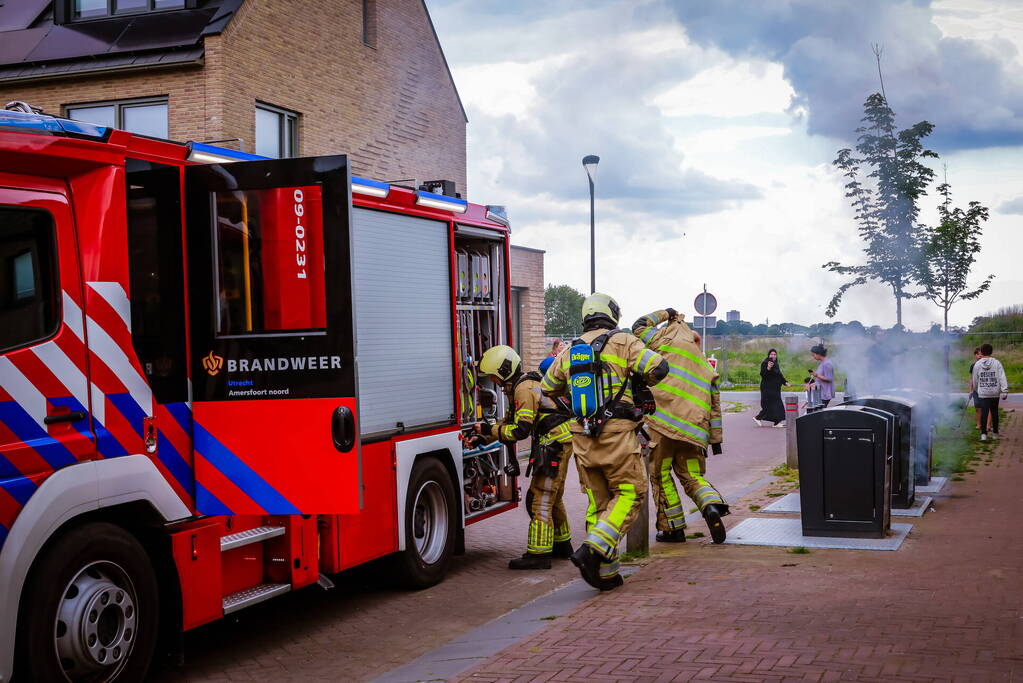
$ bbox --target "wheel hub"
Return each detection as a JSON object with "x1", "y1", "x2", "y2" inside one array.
[
  {"x1": 412, "y1": 480, "x2": 448, "y2": 564},
  {"x1": 55, "y1": 561, "x2": 137, "y2": 680}
]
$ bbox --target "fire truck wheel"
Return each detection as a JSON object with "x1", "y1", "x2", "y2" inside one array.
[
  {"x1": 395, "y1": 456, "x2": 457, "y2": 589},
  {"x1": 19, "y1": 522, "x2": 159, "y2": 683}
]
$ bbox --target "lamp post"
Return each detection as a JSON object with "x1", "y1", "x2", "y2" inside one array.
[{"x1": 582, "y1": 155, "x2": 600, "y2": 293}]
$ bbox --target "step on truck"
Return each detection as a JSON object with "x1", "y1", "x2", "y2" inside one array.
[{"x1": 0, "y1": 105, "x2": 519, "y2": 682}]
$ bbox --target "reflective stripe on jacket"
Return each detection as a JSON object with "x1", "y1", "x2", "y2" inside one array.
[
  {"x1": 486, "y1": 377, "x2": 572, "y2": 445},
  {"x1": 540, "y1": 328, "x2": 668, "y2": 433},
  {"x1": 633, "y1": 310, "x2": 722, "y2": 447}
]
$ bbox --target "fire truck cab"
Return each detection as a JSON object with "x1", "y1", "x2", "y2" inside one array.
[{"x1": 0, "y1": 107, "x2": 518, "y2": 681}]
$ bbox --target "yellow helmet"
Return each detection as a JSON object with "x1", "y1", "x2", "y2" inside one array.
[
  {"x1": 581, "y1": 292, "x2": 621, "y2": 326},
  {"x1": 479, "y1": 345, "x2": 521, "y2": 383}
]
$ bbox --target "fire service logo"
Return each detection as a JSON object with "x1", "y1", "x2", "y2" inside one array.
[{"x1": 202, "y1": 351, "x2": 225, "y2": 376}]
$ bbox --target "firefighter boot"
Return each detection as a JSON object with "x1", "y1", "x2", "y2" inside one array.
[
  {"x1": 570, "y1": 544, "x2": 604, "y2": 589},
  {"x1": 552, "y1": 540, "x2": 574, "y2": 558},
  {"x1": 509, "y1": 553, "x2": 552, "y2": 570},
  {"x1": 655, "y1": 529, "x2": 686, "y2": 543},
  {"x1": 703, "y1": 504, "x2": 728, "y2": 544}
]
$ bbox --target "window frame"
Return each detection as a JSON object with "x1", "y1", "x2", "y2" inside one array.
[
  {"x1": 58, "y1": 0, "x2": 193, "y2": 23},
  {"x1": 64, "y1": 97, "x2": 169, "y2": 139},
  {"x1": 0, "y1": 207, "x2": 61, "y2": 355},
  {"x1": 254, "y1": 102, "x2": 299, "y2": 160},
  {"x1": 362, "y1": 0, "x2": 378, "y2": 48}
]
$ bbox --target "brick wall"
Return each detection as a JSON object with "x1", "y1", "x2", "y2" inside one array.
[
  {"x1": 0, "y1": 0, "x2": 467, "y2": 196},
  {"x1": 510, "y1": 245, "x2": 546, "y2": 373}
]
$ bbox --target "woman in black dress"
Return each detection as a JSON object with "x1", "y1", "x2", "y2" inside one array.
[{"x1": 755, "y1": 349, "x2": 788, "y2": 426}]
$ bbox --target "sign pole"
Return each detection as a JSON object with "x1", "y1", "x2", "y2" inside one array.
[{"x1": 702, "y1": 283, "x2": 707, "y2": 354}]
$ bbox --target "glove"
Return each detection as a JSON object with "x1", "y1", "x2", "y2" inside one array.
[
  {"x1": 710, "y1": 442, "x2": 722, "y2": 455},
  {"x1": 666, "y1": 307, "x2": 678, "y2": 321}
]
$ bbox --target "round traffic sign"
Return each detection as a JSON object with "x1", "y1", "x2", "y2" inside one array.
[{"x1": 694, "y1": 292, "x2": 717, "y2": 315}]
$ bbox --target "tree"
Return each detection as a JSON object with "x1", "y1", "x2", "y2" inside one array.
[
  {"x1": 825, "y1": 93, "x2": 938, "y2": 325},
  {"x1": 544, "y1": 284, "x2": 585, "y2": 337},
  {"x1": 916, "y1": 181, "x2": 994, "y2": 332}
]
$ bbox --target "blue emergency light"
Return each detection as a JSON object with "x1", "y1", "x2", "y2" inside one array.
[
  {"x1": 0, "y1": 109, "x2": 110, "y2": 141},
  {"x1": 415, "y1": 189, "x2": 468, "y2": 214},
  {"x1": 186, "y1": 141, "x2": 391, "y2": 198}
]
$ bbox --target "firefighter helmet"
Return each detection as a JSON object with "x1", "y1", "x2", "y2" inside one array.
[
  {"x1": 581, "y1": 292, "x2": 621, "y2": 326},
  {"x1": 479, "y1": 345, "x2": 521, "y2": 383}
]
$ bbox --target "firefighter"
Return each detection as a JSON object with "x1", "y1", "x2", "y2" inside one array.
[
  {"x1": 475, "y1": 346, "x2": 575, "y2": 569},
  {"x1": 632, "y1": 308, "x2": 729, "y2": 544},
  {"x1": 541, "y1": 293, "x2": 669, "y2": 591}
]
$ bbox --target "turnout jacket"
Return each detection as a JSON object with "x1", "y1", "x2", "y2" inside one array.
[
  {"x1": 632, "y1": 310, "x2": 723, "y2": 448},
  {"x1": 540, "y1": 328, "x2": 668, "y2": 434},
  {"x1": 482, "y1": 374, "x2": 573, "y2": 446}
]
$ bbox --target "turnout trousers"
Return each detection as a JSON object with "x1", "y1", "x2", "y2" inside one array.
[
  {"x1": 573, "y1": 420, "x2": 647, "y2": 581},
  {"x1": 648, "y1": 436, "x2": 726, "y2": 532},
  {"x1": 525, "y1": 442, "x2": 573, "y2": 555}
]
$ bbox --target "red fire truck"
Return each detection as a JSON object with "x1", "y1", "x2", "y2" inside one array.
[{"x1": 0, "y1": 106, "x2": 519, "y2": 681}]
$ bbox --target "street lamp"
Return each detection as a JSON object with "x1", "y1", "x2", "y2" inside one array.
[{"x1": 582, "y1": 154, "x2": 600, "y2": 294}]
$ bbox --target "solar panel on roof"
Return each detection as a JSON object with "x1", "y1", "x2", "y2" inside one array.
[
  {"x1": 0, "y1": 0, "x2": 50, "y2": 32},
  {"x1": 114, "y1": 9, "x2": 213, "y2": 51},
  {"x1": 0, "y1": 26, "x2": 47, "y2": 65},
  {"x1": 25, "y1": 22, "x2": 129, "y2": 62}
]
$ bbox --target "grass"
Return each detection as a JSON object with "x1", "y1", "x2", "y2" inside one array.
[
  {"x1": 789, "y1": 546, "x2": 811, "y2": 554},
  {"x1": 687, "y1": 532, "x2": 705, "y2": 539},
  {"x1": 619, "y1": 549, "x2": 648, "y2": 563},
  {"x1": 722, "y1": 401, "x2": 748, "y2": 413},
  {"x1": 931, "y1": 405, "x2": 1002, "y2": 476},
  {"x1": 748, "y1": 504, "x2": 761, "y2": 511},
  {"x1": 771, "y1": 463, "x2": 793, "y2": 477}
]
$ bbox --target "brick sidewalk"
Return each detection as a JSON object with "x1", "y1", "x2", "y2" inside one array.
[{"x1": 456, "y1": 403, "x2": 1023, "y2": 682}]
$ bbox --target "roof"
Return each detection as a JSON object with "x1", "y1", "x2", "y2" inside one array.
[{"x1": 0, "y1": 0, "x2": 243, "y2": 83}]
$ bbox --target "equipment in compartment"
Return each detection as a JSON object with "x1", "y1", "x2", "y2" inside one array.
[
  {"x1": 454, "y1": 237, "x2": 505, "y2": 426},
  {"x1": 456, "y1": 250, "x2": 469, "y2": 302},
  {"x1": 462, "y1": 441, "x2": 514, "y2": 514},
  {"x1": 479, "y1": 251, "x2": 491, "y2": 302}
]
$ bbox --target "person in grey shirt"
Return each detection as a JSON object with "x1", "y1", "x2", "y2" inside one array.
[{"x1": 808, "y1": 344, "x2": 835, "y2": 407}]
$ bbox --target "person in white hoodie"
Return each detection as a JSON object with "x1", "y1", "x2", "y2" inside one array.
[{"x1": 971, "y1": 343, "x2": 1009, "y2": 441}]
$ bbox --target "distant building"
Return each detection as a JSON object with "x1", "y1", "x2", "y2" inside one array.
[
  {"x1": 727, "y1": 310, "x2": 741, "y2": 322},
  {"x1": 509, "y1": 245, "x2": 545, "y2": 373}
]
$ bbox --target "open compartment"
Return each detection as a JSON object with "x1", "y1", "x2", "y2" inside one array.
[{"x1": 454, "y1": 228, "x2": 517, "y2": 521}]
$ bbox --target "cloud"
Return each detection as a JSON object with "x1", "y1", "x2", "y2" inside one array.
[
  {"x1": 669, "y1": 0, "x2": 1023, "y2": 151},
  {"x1": 997, "y1": 196, "x2": 1023, "y2": 214}
]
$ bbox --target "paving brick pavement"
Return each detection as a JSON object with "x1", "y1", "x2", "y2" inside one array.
[
  {"x1": 155, "y1": 406, "x2": 779, "y2": 681},
  {"x1": 456, "y1": 400, "x2": 1023, "y2": 682}
]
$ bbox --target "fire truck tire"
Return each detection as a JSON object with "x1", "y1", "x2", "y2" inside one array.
[
  {"x1": 18, "y1": 522, "x2": 159, "y2": 683},
  {"x1": 394, "y1": 456, "x2": 457, "y2": 589}
]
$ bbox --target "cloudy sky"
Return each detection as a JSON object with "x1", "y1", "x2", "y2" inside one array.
[{"x1": 427, "y1": 0, "x2": 1022, "y2": 330}]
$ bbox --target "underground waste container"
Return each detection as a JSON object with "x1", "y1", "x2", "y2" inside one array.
[
  {"x1": 797, "y1": 405, "x2": 892, "y2": 538},
  {"x1": 879, "y1": 388, "x2": 936, "y2": 485},
  {"x1": 842, "y1": 395, "x2": 916, "y2": 508}
]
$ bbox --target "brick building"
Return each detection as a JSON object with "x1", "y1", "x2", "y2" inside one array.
[
  {"x1": 0, "y1": 0, "x2": 546, "y2": 367},
  {"x1": 509, "y1": 245, "x2": 545, "y2": 373},
  {"x1": 0, "y1": 0, "x2": 467, "y2": 195}
]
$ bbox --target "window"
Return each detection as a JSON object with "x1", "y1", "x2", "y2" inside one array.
[
  {"x1": 255, "y1": 104, "x2": 298, "y2": 159},
  {"x1": 511, "y1": 287, "x2": 523, "y2": 355},
  {"x1": 0, "y1": 208, "x2": 59, "y2": 353},
  {"x1": 69, "y1": 0, "x2": 184, "y2": 20},
  {"x1": 363, "y1": 0, "x2": 378, "y2": 47},
  {"x1": 66, "y1": 98, "x2": 169, "y2": 139},
  {"x1": 126, "y1": 159, "x2": 188, "y2": 403},
  {"x1": 213, "y1": 185, "x2": 326, "y2": 337}
]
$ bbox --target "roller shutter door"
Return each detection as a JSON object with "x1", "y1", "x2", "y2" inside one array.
[{"x1": 352, "y1": 208, "x2": 454, "y2": 435}]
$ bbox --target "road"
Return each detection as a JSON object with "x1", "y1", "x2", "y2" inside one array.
[{"x1": 155, "y1": 400, "x2": 784, "y2": 682}]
